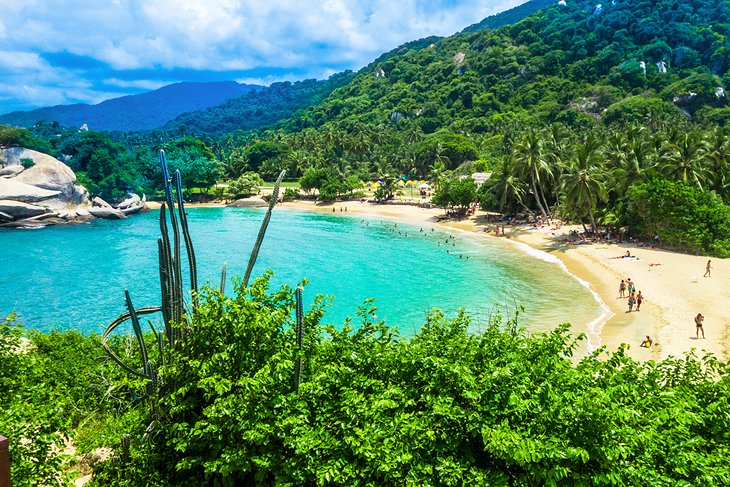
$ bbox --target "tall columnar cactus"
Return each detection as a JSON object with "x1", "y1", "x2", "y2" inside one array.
[
  {"x1": 101, "y1": 148, "x2": 286, "y2": 387},
  {"x1": 294, "y1": 286, "x2": 304, "y2": 393}
]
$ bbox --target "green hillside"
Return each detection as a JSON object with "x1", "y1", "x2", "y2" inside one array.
[
  {"x1": 461, "y1": 0, "x2": 555, "y2": 33},
  {"x1": 284, "y1": 0, "x2": 729, "y2": 132}
]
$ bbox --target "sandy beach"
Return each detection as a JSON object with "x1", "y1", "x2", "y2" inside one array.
[
  {"x1": 159, "y1": 195, "x2": 727, "y2": 362},
  {"x1": 269, "y1": 198, "x2": 729, "y2": 362}
]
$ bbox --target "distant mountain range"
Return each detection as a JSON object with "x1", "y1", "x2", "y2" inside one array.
[
  {"x1": 0, "y1": 0, "x2": 555, "y2": 135},
  {"x1": 0, "y1": 81, "x2": 259, "y2": 132}
]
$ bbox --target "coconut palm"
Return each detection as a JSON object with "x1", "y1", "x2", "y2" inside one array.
[
  {"x1": 561, "y1": 134, "x2": 609, "y2": 232},
  {"x1": 660, "y1": 131, "x2": 709, "y2": 189},
  {"x1": 513, "y1": 130, "x2": 553, "y2": 217}
]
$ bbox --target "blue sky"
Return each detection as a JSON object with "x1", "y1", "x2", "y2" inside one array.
[{"x1": 0, "y1": 0, "x2": 528, "y2": 114}]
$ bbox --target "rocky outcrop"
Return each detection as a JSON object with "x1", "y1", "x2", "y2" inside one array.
[
  {"x1": 228, "y1": 197, "x2": 268, "y2": 208},
  {"x1": 0, "y1": 147, "x2": 145, "y2": 228}
]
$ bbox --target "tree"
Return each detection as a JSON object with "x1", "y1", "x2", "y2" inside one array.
[
  {"x1": 513, "y1": 130, "x2": 553, "y2": 217},
  {"x1": 432, "y1": 177, "x2": 477, "y2": 215},
  {"x1": 560, "y1": 134, "x2": 609, "y2": 231},
  {"x1": 227, "y1": 172, "x2": 265, "y2": 199}
]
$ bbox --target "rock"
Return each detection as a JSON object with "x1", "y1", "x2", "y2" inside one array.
[
  {"x1": 0, "y1": 178, "x2": 62, "y2": 203},
  {"x1": 92, "y1": 196, "x2": 112, "y2": 208},
  {"x1": 0, "y1": 211, "x2": 14, "y2": 222},
  {"x1": 120, "y1": 205, "x2": 141, "y2": 215},
  {"x1": 87, "y1": 207, "x2": 126, "y2": 219},
  {"x1": 0, "y1": 164, "x2": 24, "y2": 177},
  {"x1": 227, "y1": 198, "x2": 268, "y2": 208},
  {"x1": 117, "y1": 193, "x2": 140, "y2": 209},
  {"x1": 58, "y1": 211, "x2": 77, "y2": 219},
  {"x1": 0, "y1": 200, "x2": 49, "y2": 219},
  {"x1": 76, "y1": 208, "x2": 91, "y2": 217},
  {"x1": 1, "y1": 148, "x2": 89, "y2": 205}
]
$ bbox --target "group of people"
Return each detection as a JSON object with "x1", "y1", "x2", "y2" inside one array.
[{"x1": 618, "y1": 278, "x2": 643, "y2": 312}]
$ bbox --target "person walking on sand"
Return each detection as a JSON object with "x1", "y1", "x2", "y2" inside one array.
[
  {"x1": 627, "y1": 278, "x2": 634, "y2": 295},
  {"x1": 704, "y1": 260, "x2": 712, "y2": 277},
  {"x1": 628, "y1": 293, "x2": 635, "y2": 312},
  {"x1": 636, "y1": 291, "x2": 643, "y2": 311},
  {"x1": 695, "y1": 313, "x2": 705, "y2": 338},
  {"x1": 619, "y1": 279, "x2": 626, "y2": 298}
]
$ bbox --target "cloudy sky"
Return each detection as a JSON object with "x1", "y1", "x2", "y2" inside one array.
[{"x1": 0, "y1": 0, "x2": 527, "y2": 114}]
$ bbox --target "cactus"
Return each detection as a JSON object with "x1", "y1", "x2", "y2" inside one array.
[
  {"x1": 294, "y1": 286, "x2": 304, "y2": 393},
  {"x1": 243, "y1": 170, "x2": 286, "y2": 287},
  {"x1": 220, "y1": 263, "x2": 227, "y2": 295},
  {"x1": 102, "y1": 151, "x2": 286, "y2": 393}
]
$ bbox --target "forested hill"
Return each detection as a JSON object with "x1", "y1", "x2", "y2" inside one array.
[
  {"x1": 156, "y1": 72, "x2": 356, "y2": 137},
  {"x1": 460, "y1": 0, "x2": 555, "y2": 34},
  {"x1": 281, "y1": 0, "x2": 730, "y2": 133},
  {"x1": 0, "y1": 81, "x2": 259, "y2": 132}
]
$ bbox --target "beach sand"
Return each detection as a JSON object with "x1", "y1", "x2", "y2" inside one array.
[{"x1": 274, "y1": 198, "x2": 729, "y2": 362}]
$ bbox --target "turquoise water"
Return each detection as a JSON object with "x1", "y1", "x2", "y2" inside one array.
[{"x1": 0, "y1": 207, "x2": 606, "y2": 336}]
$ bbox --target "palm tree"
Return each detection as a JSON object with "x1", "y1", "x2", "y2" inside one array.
[
  {"x1": 660, "y1": 131, "x2": 708, "y2": 189},
  {"x1": 706, "y1": 127, "x2": 730, "y2": 200},
  {"x1": 561, "y1": 135, "x2": 609, "y2": 232},
  {"x1": 513, "y1": 130, "x2": 553, "y2": 217}
]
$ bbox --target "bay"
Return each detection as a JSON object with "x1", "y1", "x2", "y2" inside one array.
[{"x1": 0, "y1": 207, "x2": 607, "y2": 337}]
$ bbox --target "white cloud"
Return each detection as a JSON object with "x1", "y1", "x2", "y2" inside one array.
[{"x1": 0, "y1": 0, "x2": 529, "y2": 111}]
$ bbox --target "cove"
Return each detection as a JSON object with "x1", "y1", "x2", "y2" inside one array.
[{"x1": 0, "y1": 207, "x2": 607, "y2": 336}]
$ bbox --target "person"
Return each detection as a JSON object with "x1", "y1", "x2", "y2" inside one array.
[
  {"x1": 695, "y1": 313, "x2": 705, "y2": 339},
  {"x1": 636, "y1": 291, "x2": 643, "y2": 311},
  {"x1": 628, "y1": 293, "x2": 635, "y2": 312},
  {"x1": 704, "y1": 260, "x2": 712, "y2": 277},
  {"x1": 627, "y1": 278, "x2": 634, "y2": 295},
  {"x1": 640, "y1": 336, "x2": 653, "y2": 348},
  {"x1": 619, "y1": 279, "x2": 626, "y2": 298}
]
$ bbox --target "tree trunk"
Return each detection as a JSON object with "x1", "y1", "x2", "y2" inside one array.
[{"x1": 531, "y1": 177, "x2": 548, "y2": 217}]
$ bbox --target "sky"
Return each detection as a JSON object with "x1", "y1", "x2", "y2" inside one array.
[{"x1": 0, "y1": 0, "x2": 528, "y2": 114}]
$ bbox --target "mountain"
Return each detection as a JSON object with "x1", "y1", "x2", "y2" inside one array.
[
  {"x1": 461, "y1": 0, "x2": 555, "y2": 34},
  {"x1": 281, "y1": 0, "x2": 729, "y2": 133},
  {"x1": 156, "y1": 72, "x2": 356, "y2": 137},
  {"x1": 0, "y1": 81, "x2": 259, "y2": 132}
]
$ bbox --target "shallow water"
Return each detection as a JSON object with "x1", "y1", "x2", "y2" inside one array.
[{"x1": 0, "y1": 207, "x2": 606, "y2": 336}]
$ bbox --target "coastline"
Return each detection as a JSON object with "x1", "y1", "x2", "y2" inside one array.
[{"x1": 272, "y1": 198, "x2": 729, "y2": 362}]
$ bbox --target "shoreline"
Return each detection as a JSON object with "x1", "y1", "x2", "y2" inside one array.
[
  {"x1": 156, "y1": 197, "x2": 729, "y2": 362},
  {"x1": 271, "y1": 198, "x2": 728, "y2": 362}
]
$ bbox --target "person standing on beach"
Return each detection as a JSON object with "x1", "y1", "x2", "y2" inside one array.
[
  {"x1": 619, "y1": 279, "x2": 626, "y2": 298},
  {"x1": 628, "y1": 293, "x2": 635, "y2": 312},
  {"x1": 627, "y1": 278, "x2": 634, "y2": 295},
  {"x1": 636, "y1": 291, "x2": 643, "y2": 311},
  {"x1": 695, "y1": 313, "x2": 705, "y2": 338},
  {"x1": 704, "y1": 260, "x2": 712, "y2": 277}
]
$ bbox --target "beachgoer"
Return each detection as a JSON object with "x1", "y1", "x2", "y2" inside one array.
[
  {"x1": 627, "y1": 278, "x2": 634, "y2": 295},
  {"x1": 625, "y1": 250, "x2": 631, "y2": 258},
  {"x1": 628, "y1": 294, "x2": 635, "y2": 312},
  {"x1": 704, "y1": 260, "x2": 712, "y2": 277},
  {"x1": 619, "y1": 279, "x2": 626, "y2": 298},
  {"x1": 640, "y1": 336, "x2": 653, "y2": 348},
  {"x1": 695, "y1": 313, "x2": 705, "y2": 339},
  {"x1": 636, "y1": 291, "x2": 643, "y2": 311}
]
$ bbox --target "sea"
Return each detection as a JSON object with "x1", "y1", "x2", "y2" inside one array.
[{"x1": 0, "y1": 207, "x2": 609, "y2": 341}]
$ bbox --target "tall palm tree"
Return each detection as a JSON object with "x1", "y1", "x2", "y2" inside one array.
[
  {"x1": 706, "y1": 126, "x2": 730, "y2": 200},
  {"x1": 561, "y1": 134, "x2": 609, "y2": 232},
  {"x1": 660, "y1": 131, "x2": 708, "y2": 189},
  {"x1": 513, "y1": 130, "x2": 553, "y2": 217}
]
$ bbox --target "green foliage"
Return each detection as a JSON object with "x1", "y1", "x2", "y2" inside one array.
[
  {"x1": 0, "y1": 125, "x2": 53, "y2": 153},
  {"x1": 227, "y1": 171, "x2": 265, "y2": 199},
  {"x1": 432, "y1": 176, "x2": 477, "y2": 214},
  {"x1": 19, "y1": 157, "x2": 35, "y2": 169},
  {"x1": 624, "y1": 178, "x2": 730, "y2": 257},
  {"x1": 87, "y1": 280, "x2": 730, "y2": 486}
]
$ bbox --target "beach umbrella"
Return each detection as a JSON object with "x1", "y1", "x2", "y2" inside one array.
[
  {"x1": 417, "y1": 183, "x2": 432, "y2": 189},
  {"x1": 396, "y1": 180, "x2": 406, "y2": 187}
]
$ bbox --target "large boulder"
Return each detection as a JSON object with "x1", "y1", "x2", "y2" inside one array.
[
  {"x1": 1, "y1": 148, "x2": 89, "y2": 205},
  {"x1": 87, "y1": 207, "x2": 126, "y2": 219},
  {"x1": 0, "y1": 178, "x2": 61, "y2": 203},
  {"x1": 0, "y1": 165, "x2": 24, "y2": 177},
  {"x1": 0, "y1": 200, "x2": 50, "y2": 219},
  {"x1": 228, "y1": 197, "x2": 268, "y2": 208}
]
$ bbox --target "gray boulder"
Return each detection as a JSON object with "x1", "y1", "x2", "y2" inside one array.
[
  {"x1": 1, "y1": 148, "x2": 89, "y2": 205},
  {"x1": 117, "y1": 193, "x2": 141, "y2": 209},
  {"x1": 0, "y1": 165, "x2": 24, "y2": 177},
  {"x1": 92, "y1": 196, "x2": 112, "y2": 208},
  {"x1": 228, "y1": 197, "x2": 268, "y2": 208},
  {"x1": 0, "y1": 178, "x2": 61, "y2": 203},
  {"x1": 88, "y1": 207, "x2": 126, "y2": 219},
  {"x1": 0, "y1": 200, "x2": 50, "y2": 219}
]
